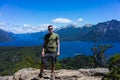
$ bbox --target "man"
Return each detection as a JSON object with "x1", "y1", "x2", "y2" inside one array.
[{"x1": 38, "y1": 25, "x2": 60, "y2": 80}]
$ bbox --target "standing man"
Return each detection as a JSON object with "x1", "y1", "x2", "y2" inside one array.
[{"x1": 38, "y1": 25, "x2": 60, "y2": 80}]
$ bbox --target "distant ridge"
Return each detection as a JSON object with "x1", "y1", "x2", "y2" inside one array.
[
  {"x1": 0, "y1": 29, "x2": 13, "y2": 42},
  {"x1": 0, "y1": 19, "x2": 120, "y2": 42},
  {"x1": 56, "y1": 19, "x2": 120, "y2": 41}
]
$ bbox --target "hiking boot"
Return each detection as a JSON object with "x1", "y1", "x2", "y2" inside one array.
[
  {"x1": 50, "y1": 73, "x2": 55, "y2": 80},
  {"x1": 36, "y1": 73, "x2": 43, "y2": 79},
  {"x1": 38, "y1": 73, "x2": 43, "y2": 78}
]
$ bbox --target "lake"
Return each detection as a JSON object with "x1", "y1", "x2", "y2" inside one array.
[{"x1": 0, "y1": 39, "x2": 120, "y2": 59}]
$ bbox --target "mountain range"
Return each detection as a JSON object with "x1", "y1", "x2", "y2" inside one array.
[
  {"x1": 0, "y1": 29, "x2": 13, "y2": 42},
  {"x1": 56, "y1": 19, "x2": 120, "y2": 41},
  {"x1": 0, "y1": 19, "x2": 120, "y2": 42}
]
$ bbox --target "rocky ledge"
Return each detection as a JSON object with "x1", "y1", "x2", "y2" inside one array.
[{"x1": 0, "y1": 68, "x2": 109, "y2": 80}]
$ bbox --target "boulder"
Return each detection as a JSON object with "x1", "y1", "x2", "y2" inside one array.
[{"x1": 0, "y1": 68, "x2": 109, "y2": 80}]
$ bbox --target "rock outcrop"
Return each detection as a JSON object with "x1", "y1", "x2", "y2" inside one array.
[{"x1": 0, "y1": 68, "x2": 109, "y2": 80}]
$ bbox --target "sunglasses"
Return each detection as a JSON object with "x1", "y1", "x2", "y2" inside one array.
[{"x1": 48, "y1": 27, "x2": 53, "y2": 30}]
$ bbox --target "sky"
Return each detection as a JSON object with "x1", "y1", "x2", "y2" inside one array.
[{"x1": 0, "y1": 0, "x2": 120, "y2": 34}]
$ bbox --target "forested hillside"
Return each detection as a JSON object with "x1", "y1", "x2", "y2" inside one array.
[{"x1": 0, "y1": 46, "x2": 42, "y2": 76}]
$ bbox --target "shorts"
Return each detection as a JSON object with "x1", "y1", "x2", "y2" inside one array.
[{"x1": 41, "y1": 53, "x2": 57, "y2": 65}]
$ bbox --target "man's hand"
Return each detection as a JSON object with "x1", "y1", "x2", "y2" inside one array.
[
  {"x1": 42, "y1": 51, "x2": 45, "y2": 57},
  {"x1": 57, "y1": 52, "x2": 60, "y2": 56}
]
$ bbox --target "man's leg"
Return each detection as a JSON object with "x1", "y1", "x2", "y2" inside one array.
[
  {"x1": 40, "y1": 64, "x2": 45, "y2": 73},
  {"x1": 51, "y1": 53, "x2": 57, "y2": 73},
  {"x1": 38, "y1": 54, "x2": 49, "y2": 78},
  {"x1": 51, "y1": 63, "x2": 55, "y2": 73},
  {"x1": 50, "y1": 53, "x2": 57, "y2": 80},
  {"x1": 51, "y1": 63, "x2": 56, "y2": 80},
  {"x1": 38, "y1": 64, "x2": 45, "y2": 78}
]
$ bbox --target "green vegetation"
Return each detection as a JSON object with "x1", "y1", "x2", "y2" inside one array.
[
  {"x1": 102, "y1": 54, "x2": 120, "y2": 80},
  {"x1": 91, "y1": 44, "x2": 113, "y2": 67},
  {"x1": 0, "y1": 46, "x2": 119, "y2": 80},
  {"x1": 0, "y1": 46, "x2": 42, "y2": 76},
  {"x1": 59, "y1": 55, "x2": 95, "y2": 69},
  {"x1": 0, "y1": 46, "x2": 96, "y2": 76}
]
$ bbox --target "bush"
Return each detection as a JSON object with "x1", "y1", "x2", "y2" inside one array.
[
  {"x1": 59, "y1": 55, "x2": 96, "y2": 69},
  {"x1": 102, "y1": 54, "x2": 120, "y2": 80}
]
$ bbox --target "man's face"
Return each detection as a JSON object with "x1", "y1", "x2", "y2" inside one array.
[{"x1": 48, "y1": 26, "x2": 53, "y2": 33}]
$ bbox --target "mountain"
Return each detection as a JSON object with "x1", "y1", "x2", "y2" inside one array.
[
  {"x1": 87, "y1": 19, "x2": 120, "y2": 41},
  {"x1": 10, "y1": 31, "x2": 47, "y2": 40},
  {"x1": 55, "y1": 24, "x2": 94, "y2": 41},
  {"x1": 0, "y1": 29, "x2": 13, "y2": 42},
  {"x1": 1, "y1": 19, "x2": 120, "y2": 42},
  {"x1": 56, "y1": 19, "x2": 120, "y2": 41},
  {"x1": 104, "y1": 20, "x2": 120, "y2": 41}
]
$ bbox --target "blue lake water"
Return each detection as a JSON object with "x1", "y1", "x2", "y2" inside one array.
[
  {"x1": 0, "y1": 39, "x2": 120, "y2": 59},
  {"x1": 61, "y1": 41, "x2": 120, "y2": 58}
]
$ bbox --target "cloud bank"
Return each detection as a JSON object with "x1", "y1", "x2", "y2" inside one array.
[
  {"x1": 0, "y1": 17, "x2": 83, "y2": 34},
  {"x1": 52, "y1": 18, "x2": 83, "y2": 26},
  {"x1": 0, "y1": 23, "x2": 56, "y2": 34}
]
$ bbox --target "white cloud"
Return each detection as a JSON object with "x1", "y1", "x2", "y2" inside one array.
[
  {"x1": 72, "y1": 18, "x2": 84, "y2": 27},
  {"x1": 19, "y1": 24, "x2": 50, "y2": 34},
  {"x1": 0, "y1": 17, "x2": 84, "y2": 34},
  {"x1": 52, "y1": 18, "x2": 83, "y2": 27},
  {"x1": 52, "y1": 18, "x2": 73, "y2": 23},
  {"x1": 77, "y1": 18, "x2": 83, "y2": 22},
  {"x1": 0, "y1": 23, "x2": 57, "y2": 34},
  {"x1": 23, "y1": 24, "x2": 32, "y2": 28},
  {"x1": 0, "y1": 22, "x2": 5, "y2": 25}
]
